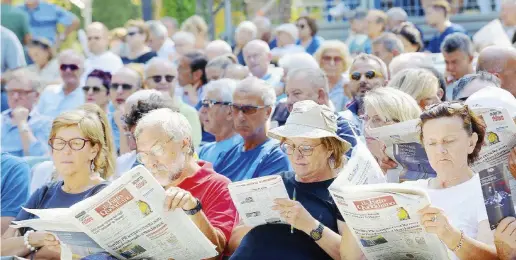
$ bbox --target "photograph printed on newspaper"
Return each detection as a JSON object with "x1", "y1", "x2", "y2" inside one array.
[{"x1": 329, "y1": 184, "x2": 450, "y2": 260}]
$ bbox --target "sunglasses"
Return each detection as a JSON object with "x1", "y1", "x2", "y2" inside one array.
[
  {"x1": 350, "y1": 70, "x2": 383, "y2": 81},
  {"x1": 82, "y1": 86, "x2": 104, "y2": 93},
  {"x1": 88, "y1": 36, "x2": 100, "y2": 41},
  {"x1": 201, "y1": 99, "x2": 232, "y2": 108},
  {"x1": 127, "y1": 31, "x2": 140, "y2": 37},
  {"x1": 230, "y1": 104, "x2": 269, "y2": 115},
  {"x1": 148, "y1": 75, "x2": 175, "y2": 83},
  {"x1": 30, "y1": 40, "x2": 50, "y2": 49},
  {"x1": 60, "y1": 64, "x2": 79, "y2": 71},
  {"x1": 110, "y1": 83, "x2": 133, "y2": 91},
  {"x1": 322, "y1": 56, "x2": 343, "y2": 63}
]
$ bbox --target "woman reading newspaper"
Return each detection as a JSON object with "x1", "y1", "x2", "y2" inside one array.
[
  {"x1": 228, "y1": 101, "x2": 351, "y2": 260},
  {"x1": 1, "y1": 104, "x2": 115, "y2": 259}
]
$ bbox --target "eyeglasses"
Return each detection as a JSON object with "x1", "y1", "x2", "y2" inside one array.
[
  {"x1": 88, "y1": 36, "x2": 100, "y2": 41},
  {"x1": 281, "y1": 143, "x2": 322, "y2": 156},
  {"x1": 230, "y1": 104, "x2": 269, "y2": 115},
  {"x1": 322, "y1": 56, "x2": 343, "y2": 63},
  {"x1": 110, "y1": 83, "x2": 133, "y2": 91},
  {"x1": 350, "y1": 70, "x2": 383, "y2": 81},
  {"x1": 296, "y1": 24, "x2": 306, "y2": 29},
  {"x1": 60, "y1": 64, "x2": 79, "y2": 71},
  {"x1": 82, "y1": 86, "x2": 104, "y2": 93},
  {"x1": 49, "y1": 138, "x2": 90, "y2": 151},
  {"x1": 148, "y1": 75, "x2": 175, "y2": 83},
  {"x1": 201, "y1": 99, "x2": 232, "y2": 108},
  {"x1": 360, "y1": 115, "x2": 399, "y2": 128},
  {"x1": 6, "y1": 89, "x2": 34, "y2": 97},
  {"x1": 126, "y1": 31, "x2": 140, "y2": 37},
  {"x1": 136, "y1": 138, "x2": 174, "y2": 163},
  {"x1": 30, "y1": 40, "x2": 50, "y2": 49}
]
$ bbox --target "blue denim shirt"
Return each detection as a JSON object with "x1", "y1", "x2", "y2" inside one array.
[
  {"x1": 1, "y1": 109, "x2": 52, "y2": 156},
  {"x1": 296, "y1": 35, "x2": 324, "y2": 55},
  {"x1": 35, "y1": 84, "x2": 85, "y2": 119},
  {"x1": 18, "y1": 2, "x2": 75, "y2": 44},
  {"x1": 1, "y1": 152, "x2": 30, "y2": 217}
]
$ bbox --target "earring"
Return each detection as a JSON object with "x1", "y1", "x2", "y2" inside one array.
[
  {"x1": 328, "y1": 156, "x2": 336, "y2": 169},
  {"x1": 90, "y1": 161, "x2": 95, "y2": 173}
]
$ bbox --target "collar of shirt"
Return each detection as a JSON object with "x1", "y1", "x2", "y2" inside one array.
[
  {"x1": 261, "y1": 73, "x2": 272, "y2": 81},
  {"x1": 177, "y1": 160, "x2": 214, "y2": 186}
]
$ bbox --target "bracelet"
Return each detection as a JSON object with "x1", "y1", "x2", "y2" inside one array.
[
  {"x1": 451, "y1": 230, "x2": 464, "y2": 252},
  {"x1": 23, "y1": 230, "x2": 37, "y2": 252}
]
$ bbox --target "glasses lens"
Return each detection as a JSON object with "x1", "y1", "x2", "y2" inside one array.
[
  {"x1": 60, "y1": 64, "x2": 79, "y2": 71},
  {"x1": 299, "y1": 145, "x2": 314, "y2": 156},
  {"x1": 50, "y1": 138, "x2": 66, "y2": 150},
  {"x1": 127, "y1": 32, "x2": 138, "y2": 36},
  {"x1": 281, "y1": 143, "x2": 294, "y2": 155},
  {"x1": 351, "y1": 72, "x2": 361, "y2": 81},
  {"x1": 322, "y1": 56, "x2": 332, "y2": 62},
  {"x1": 201, "y1": 100, "x2": 210, "y2": 108},
  {"x1": 122, "y1": 84, "x2": 133, "y2": 91},
  {"x1": 165, "y1": 75, "x2": 174, "y2": 83},
  {"x1": 365, "y1": 71, "x2": 376, "y2": 79},
  {"x1": 69, "y1": 138, "x2": 86, "y2": 150},
  {"x1": 241, "y1": 106, "x2": 258, "y2": 115},
  {"x1": 151, "y1": 76, "x2": 162, "y2": 83},
  {"x1": 82, "y1": 86, "x2": 90, "y2": 92},
  {"x1": 92, "y1": 87, "x2": 101, "y2": 93}
]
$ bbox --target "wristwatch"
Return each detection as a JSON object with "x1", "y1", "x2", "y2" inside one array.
[
  {"x1": 310, "y1": 222, "x2": 324, "y2": 241},
  {"x1": 184, "y1": 199, "x2": 202, "y2": 215}
]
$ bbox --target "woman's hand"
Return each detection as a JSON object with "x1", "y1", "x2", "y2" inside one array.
[
  {"x1": 33, "y1": 244, "x2": 61, "y2": 260},
  {"x1": 28, "y1": 231, "x2": 60, "y2": 248},
  {"x1": 494, "y1": 217, "x2": 516, "y2": 260},
  {"x1": 419, "y1": 205, "x2": 462, "y2": 249},
  {"x1": 272, "y1": 198, "x2": 318, "y2": 234}
]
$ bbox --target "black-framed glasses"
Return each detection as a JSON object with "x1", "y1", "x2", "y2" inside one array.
[
  {"x1": 136, "y1": 138, "x2": 175, "y2": 163},
  {"x1": 88, "y1": 36, "x2": 100, "y2": 41},
  {"x1": 350, "y1": 70, "x2": 383, "y2": 81},
  {"x1": 230, "y1": 104, "x2": 269, "y2": 115},
  {"x1": 281, "y1": 143, "x2": 322, "y2": 156},
  {"x1": 110, "y1": 83, "x2": 133, "y2": 91},
  {"x1": 49, "y1": 138, "x2": 90, "y2": 151},
  {"x1": 201, "y1": 99, "x2": 231, "y2": 108},
  {"x1": 148, "y1": 75, "x2": 175, "y2": 83},
  {"x1": 60, "y1": 64, "x2": 79, "y2": 71}
]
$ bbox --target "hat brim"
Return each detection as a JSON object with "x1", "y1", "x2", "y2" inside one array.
[{"x1": 268, "y1": 124, "x2": 352, "y2": 153}]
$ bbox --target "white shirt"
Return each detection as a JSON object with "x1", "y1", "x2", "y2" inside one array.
[
  {"x1": 405, "y1": 174, "x2": 489, "y2": 260},
  {"x1": 271, "y1": 44, "x2": 305, "y2": 59},
  {"x1": 82, "y1": 51, "x2": 124, "y2": 84},
  {"x1": 157, "y1": 38, "x2": 176, "y2": 59}
]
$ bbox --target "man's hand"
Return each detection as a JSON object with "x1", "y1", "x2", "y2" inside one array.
[
  {"x1": 164, "y1": 187, "x2": 198, "y2": 211},
  {"x1": 11, "y1": 106, "x2": 30, "y2": 126},
  {"x1": 495, "y1": 217, "x2": 516, "y2": 260}
]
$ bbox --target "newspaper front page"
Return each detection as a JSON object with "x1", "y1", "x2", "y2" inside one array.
[
  {"x1": 228, "y1": 175, "x2": 289, "y2": 227},
  {"x1": 12, "y1": 165, "x2": 218, "y2": 260},
  {"x1": 329, "y1": 184, "x2": 450, "y2": 260},
  {"x1": 471, "y1": 107, "x2": 516, "y2": 229},
  {"x1": 366, "y1": 119, "x2": 437, "y2": 183}
]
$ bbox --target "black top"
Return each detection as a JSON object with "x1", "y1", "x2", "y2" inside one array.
[{"x1": 121, "y1": 51, "x2": 157, "y2": 64}]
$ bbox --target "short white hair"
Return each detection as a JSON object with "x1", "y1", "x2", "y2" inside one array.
[
  {"x1": 236, "y1": 21, "x2": 258, "y2": 39},
  {"x1": 125, "y1": 89, "x2": 162, "y2": 108},
  {"x1": 386, "y1": 7, "x2": 408, "y2": 21},
  {"x1": 205, "y1": 40, "x2": 232, "y2": 58},
  {"x1": 172, "y1": 31, "x2": 196, "y2": 44},
  {"x1": 235, "y1": 76, "x2": 276, "y2": 106},
  {"x1": 287, "y1": 68, "x2": 329, "y2": 94},
  {"x1": 278, "y1": 52, "x2": 319, "y2": 71},
  {"x1": 144, "y1": 57, "x2": 177, "y2": 78},
  {"x1": 146, "y1": 20, "x2": 168, "y2": 39},
  {"x1": 204, "y1": 78, "x2": 238, "y2": 102},
  {"x1": 134, "y1": 108, "x2": 192, "y2": 144}
]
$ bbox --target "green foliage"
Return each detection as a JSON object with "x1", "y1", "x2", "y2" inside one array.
[
  {"x1": 70, "y1": 0, "x2": 142, "y2": 29},
  {"x1": 161, "y1": 0, "x2": 196, "y2": 24}
]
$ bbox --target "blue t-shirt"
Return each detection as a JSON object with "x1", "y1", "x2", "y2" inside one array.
[
  {"x1": 15, "y1": 181, "x2": 108, "y2": 221},
  {"x1": 425, "y1": 23, "x2": 467, "y2": 53},
  {"x1": 296, "y1": 35, "x2": 324, "y2": 55},
  {"x1": 1, "y1": 152, "x2": 30, "y2": 217},
  {"x1": 214, "y1": 138, "x2": 292, "y2": 181},
  {"x1": 121, "y1": 51, "x2": 157, "y2": 64},
  {"x1": 230, "y1": 171, "x2": 343, "y2": 260},
  {"x1": 199, "y1": 134, "x2": 243, "y2": 164}
]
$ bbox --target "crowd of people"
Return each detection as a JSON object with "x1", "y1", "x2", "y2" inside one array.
[{"x1": 2, "y1": 0, "x2": 516, "y2": 259}]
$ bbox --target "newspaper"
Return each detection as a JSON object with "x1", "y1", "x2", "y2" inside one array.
[
  {"x1": 471, "y1": 107, "x2": 516, "y2": 229},
  {"x1": 366, "y1": 119, "x2": 437, "y2": 183},
  {"x1": 331, "y1": 141, "x2": 386, "y2": 188},
  {"x1": 329, "y1": 184, "x2": 450, "y2": 260},
  {"x1": 473, "y1": 19, "x2": 513, "y2": 51},
  {"x1": 12, "y1": 165, "x2": 218, "y2": 260},
  {"x1": 228, "y1": 175, "x2": 289, "y2": 227}
]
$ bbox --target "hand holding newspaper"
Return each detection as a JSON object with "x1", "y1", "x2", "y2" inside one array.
[
  {"x1": 329, "y1": 184, "x2": 450, "y2": 260},
  {"x1": 11, "y1": 165, "x2": 218, "y2": 260},
  {"x1": 228, "y1": 175, "x2": 290, "y2": 227}
]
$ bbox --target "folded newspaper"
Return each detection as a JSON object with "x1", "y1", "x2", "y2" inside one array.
[
  {"x1": 11, "y1": 165, "x2": 218, "y2": 260},
  {"x1": 471, "y1": 107, "x2": 516, "y2": 229},
  {"x1": 329, "y1": 184, "x2": 450, "y2": 260},
  {"x1": 228, "y1": 175, "x2": 290, "y2": 227},
  {"x1": 333, "y1": 141, "x2": 386, "y2": 187},
  {"x1": 366, "y1": 119, "x2": 437, "y2": 183}
]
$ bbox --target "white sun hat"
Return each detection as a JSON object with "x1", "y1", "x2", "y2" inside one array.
[
  {"x1": 465, "y1": 86, "x2": 516, "y2": 118},
  {"x1": 268, "y1": 100, "x2": 351, "y2": 153}
]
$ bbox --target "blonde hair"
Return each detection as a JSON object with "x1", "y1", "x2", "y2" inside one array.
[
  {"x1": 49, "y1": 104, "x2": 116, "y2": 179},
  {"x1": 364, "y1": 87, "x2": 421, "y2": 123},
  {"x1": 388, "y1": 68, "x2": 439, "y2": 103},
  {"x1": 181, "y1": 15, "x2": 209, "y2": 38},
  {"x1": 314, "y1": 40, "x2": 351, "y2": 73},
  {"x1": 125, "y1": 63, "x2": 145, "y2": 89},
  {"x1": 125, "y1": 19, "x2": 149, "y2": 40}
]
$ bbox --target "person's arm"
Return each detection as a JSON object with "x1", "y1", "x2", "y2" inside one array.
[
  {"x1": 1, "y1": 160, "x2": 30, "y2": 234},
  {"x1": 509, "y1": 147, "x2": 516, "y2": 179},
  {"x1": 495, "y1": 217, "x2": 516, "y2": 260},
  {"x1": 11, "y1": 107, "x2": 44, "y2": 156},
  {"x1": 227, "y1": 219, "x2": 252, "y2": 254},
  {"x1": 0, "y1": 217, "x2": 14, "y2": 236},
  {"x1": 55, "y1": 5, "x2": 80, "y2": 39},
  {"x1": 21, "y1": 12, "x2": 31, "y2": 45},
  {"x1": 339, "y1": 222, "x2": 365, "y2": 260}
]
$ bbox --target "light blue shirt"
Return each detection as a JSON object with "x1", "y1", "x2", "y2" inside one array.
[
  {"x1": 199, "y1": 134, "x2": 243, "y2": 164},
  {"x1": 35, "y1": 84, "x2": 85, "y2": 119},
  {"x1": 18, "y1": 2, "x2": 75, "y2": 44},
  {"x1": 1, "y1": 152, "x2": 30, "y2": 217},
  {"x1": 107, "y1": 103, "x2": 120, "y2": 152},
  {"x1": 1, "y1": 26, "x2": 26, "y2": 73},
  {"x1": 329, "y1": 77, "x2": 349, "y2": 112},
  {"x1": 1, "y1": 109, "x2": 52, "y2": 157}
]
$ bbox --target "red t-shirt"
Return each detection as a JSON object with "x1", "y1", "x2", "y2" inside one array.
[{"x1": 178, "y1": 161, "x2": 237, "y2": 242}]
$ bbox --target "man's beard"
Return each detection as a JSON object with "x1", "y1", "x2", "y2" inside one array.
[{"x1": 153, "y1": 152, "x2": 186, "y2": 186}]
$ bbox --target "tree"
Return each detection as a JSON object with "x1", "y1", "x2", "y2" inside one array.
[
  {"x1": 161, "y1": 0, "x2": 196, "y2": 24},
  {"x1": 70, "y1": 0, "x2": 142, "y2": 29}
]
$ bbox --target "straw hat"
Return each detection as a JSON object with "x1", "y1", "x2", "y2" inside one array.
[{"x1": 268, "y1": 100, "x2": 351, "y2": 153}]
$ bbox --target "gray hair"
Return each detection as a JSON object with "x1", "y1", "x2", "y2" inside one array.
[
  {"x1": 278, "y1": 52, "x2": 319, "y2": 71},
  {"x1": 172, "y1": 31, "x2": 196, "y2": 44},
  {"x1": 286, "y1": 68, "x2": 329, "y2": 94},
  {"x1": 204, "y1": 78, "x2": 238, "y2": 102},
  {"x1": 386, "y1": 7, "x2": 408, "y2": 21},
  {"x1": 9, "y1": 69, "x2": 42, "y2": 91},
  {"x1": 144, "y1": 57, "x2": 176, "y2": 78},
  {"x1": 236, "y1": 21, "x2": 258, "y2": 39},
  {"x1": 58, "y1": 49, "x2": 85, "y2": 64},
  {"x1": 451, "y1": 71, "x2": 501, "y2": 100},
  {"x1": 235, "y1": 76, "x2": 276, "y2": 106},
  {"x1": 205, "y1": 40, "x2": 232, "y2": 55},
  {"x1": 440, "y1": 32, "x2": 474, "y2": 56},
  {"x1": 125, "y1": 89, "x2": 162, "y2": 108},
  {"x1": 206, "y1": 55, "x2": 233, "y2": 70},
  {"x1": 372, "y1": 32, "x2": 404, "y2": 54},
  {"x1": 134, "y1": 108, "x2": 192, "y2": 146},
  {"x1": 146, "y1": 20, "x2": 168, "y2": 39}
]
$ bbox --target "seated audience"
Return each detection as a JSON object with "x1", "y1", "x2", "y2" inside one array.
[
  {"x1": 233, "y1": 21, "x2": 258, "y2": 65},
  {"x1": 295, "y1": 16, "x2": 323, "y2": 55},
  {"x1": 181, "y1": 15, "x2": 209, "y2": 49},
  {"x1": 392, "y1": 22, "x2": 424, "y2": 53},
  {"x1": 451, "y1": 71, "x2": 501, "y2": 101},
  {"x1": 83, "y1": 69, "x2": 112, "y2": 112},
  {"x1": 83, "y1": 22, "x2": 124, "y2": 80},
  {"x1": 146, "y1": 20, "x2": 175, "y2": 60},
  {"x1": 366, "y1": 10, "x2": 388, "y2": 43},
  {"x1": 243, "y1": 40, "x2": 283, "y2": 93},
  {"x1": 171, "y1": 31, "x2": 196, "y2": 64},
  {"x1": 206, "y1": 55, "x2": 234, "y2": 82},
  {"x1": 214, "y1": 77, "x2": 291, "y2": 181},
  {"x1": 476, "y1": 46, "x2": 516, "y2": 97},
  {"x1": 26, "y1": 37, "x2": 61, "y2": 88},
  {"x1": 372, "y1": 32, "x2": 404, "y2": 68},
  {"x1": 2, "y1": 70, "x2": 52, "y2": 157},
  {"x1": 389, "y1": 52, "x2": 429, "y2": 76},
  {"x1": 388, "y1": 68, "x2": 443, "y2": 109},
  {"x1": 223, "y1": 64, "x2": 250, "y2": 80},
  {"x1": 1, "y1": 153, "x2": 30, "y2": 234},
  {"x1": 229, "y1": 100, "x2": 351, "y2": 260},
  {"x1": 205, "y1": 40, "x2": 233, "y2": 61},
  {"x1": 121, "y1": 20, "x2": 157, "y2": 64},
  {"x1": 178, "y1": 51, "x2": 208, "y2": 109},
  {"x1": 424, "y1": 1, "x2": 467, "y2": 53},
  {"x1": 271, "y1": 23, "x2": 305, "y2": 61},
  {"x1": 134, "y1": 108, "x2": 237, "y2": 255},
  {"x1": 441, "y1": 33, "x2": 475, "y2": 86},
  {"x1": 386, "y1": 7, "x2": 408, "y2": 31}
]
